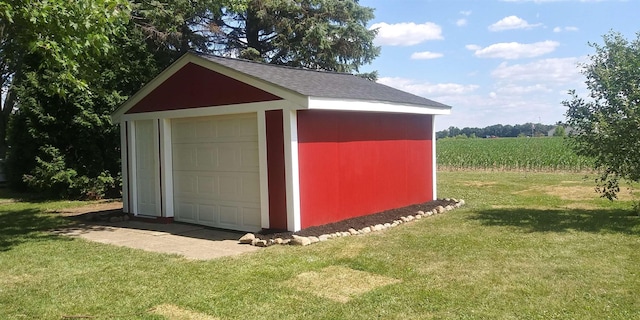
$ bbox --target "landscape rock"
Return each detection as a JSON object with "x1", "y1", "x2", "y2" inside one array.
[
  {"x1": 290, "y1": 235, "x2": 311, "y2": 246},
  {"x1": 436, "y1": 206, "x2": 445, "y2": 214},
  {"x1": 348, "y1": 228, "x2": 359, "y2": 235},
  {"x1": 318, "y1": 235, "x2": 330, "y2": 241},
  {"x1": 361, "y1": 227, "x2": 372, "y2": 233},
  {"x1": 239, "y1": 233, "x2": 256, "y2": 244},
  {"x1": 254, "y1": 240, "x2": 268, "y2": 247},
  {"x1": 308, "y1": 236, "x2": 320, "y2": 243}
]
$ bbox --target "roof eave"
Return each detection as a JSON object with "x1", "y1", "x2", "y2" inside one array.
[{"x1": 306, "y1": 97, "x2": 452, "y2": 115}]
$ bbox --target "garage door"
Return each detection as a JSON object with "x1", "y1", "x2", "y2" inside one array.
[{"x1": 172, "y1": 113, "x2": 261, "y2": 232}]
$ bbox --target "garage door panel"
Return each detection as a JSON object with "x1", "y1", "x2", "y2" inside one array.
[
  {"x1": 173, "y1": 115, "x2": 258, "y2": 144},
  {"x1": 172, "y1": 113, "x2": 261, "y2": 232},
  {"x1": 219, "y1": 205, "x2": 239, "y2": 225},
  {"x1": 172, "y1": 200, "x2": 260, "y2": 231},
  {"x1": 175, "y1": 172, "x2": 259, "y2": 202},
  {"x1": 173, "y1": 142, "x2": 258, "y2": 172}
]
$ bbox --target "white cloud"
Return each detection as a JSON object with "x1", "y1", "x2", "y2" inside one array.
[
  {"x1": 378, "y1": 77, "x2": 479, "y2": 97},
  {"x1": 497, "y1": 84, "x2": 553, "y2": 94},
  {"x1": 456, "y1": 18, "x2": 468, "y2": 26},
  {"x1": 467, "y1": 41, "x2": 559, "y2": 59},
  {"x1": 491, "y1": 57, "x2": 584, "y2": 84},
  {"x1": 488, "y1": 15, "x2": 542, "y2": 31},
  {"x1": 553, "y1": 26, "x2": 579, "y2": 32},
  {"x1": 370, "y1": 22, "x2": 443, "y2": 46},
  {"x1": 410, "y1": 51, "x2": 444, "y2": 60},
  {"x1": 460, "y1": 10, "x2": 472, "y2": 16}
]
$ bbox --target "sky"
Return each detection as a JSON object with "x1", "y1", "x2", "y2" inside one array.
[{"x1": 357, "y1": 0, "x2": 638, "y2": 131}]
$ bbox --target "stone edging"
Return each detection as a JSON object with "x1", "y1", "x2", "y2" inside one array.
[{"x1": 238, "y1": 198, "x2": 465, "y2": 247}]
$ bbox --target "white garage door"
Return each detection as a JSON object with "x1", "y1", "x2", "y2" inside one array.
[{"x1": 172, "y1": 113, "x2": 261, "y2": 232}]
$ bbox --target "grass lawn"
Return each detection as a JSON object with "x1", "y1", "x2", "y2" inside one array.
[{"x1": 1, "y1": 171, "x2": 639, "y2": 319}]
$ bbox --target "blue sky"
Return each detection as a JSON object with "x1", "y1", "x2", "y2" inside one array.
[{"x1": 358, "y1": 0, "x2": 638, "y2": 131}]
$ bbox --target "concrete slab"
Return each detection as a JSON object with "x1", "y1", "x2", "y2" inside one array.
[{"x1": 54, "y1": 220, "x2": 261, "y2": 260}]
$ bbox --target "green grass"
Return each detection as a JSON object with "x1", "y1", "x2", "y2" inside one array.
[
  {"x1": 437, "y1": 137, "x2": 594, "y2": 171},
  {"x1": 1, "y1": 172, "x2": 639, "y2": 319}
]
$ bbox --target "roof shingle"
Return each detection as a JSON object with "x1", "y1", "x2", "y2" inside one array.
[{"x1": 196, "y1": 53, "x2": 451, "y2": 109}]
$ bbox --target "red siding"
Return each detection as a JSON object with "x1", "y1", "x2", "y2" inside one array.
[
  {"x1": 265, "y1": 110, "x2": 288, "y2": 230},
  {"x1": 126, "y1": 63, "x2": 281, "y2": 114},
  {"x1": 297, "y1": 110, "x2": 433, "y2": 228}
]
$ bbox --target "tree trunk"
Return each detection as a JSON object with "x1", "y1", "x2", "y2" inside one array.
[{"x1": 0, "y1": 86, "x2": 16, "y2": 159}]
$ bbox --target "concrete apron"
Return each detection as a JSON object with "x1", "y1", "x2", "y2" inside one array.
[{"x1": 55, "y1": 220, "x2": 261, "y2": 260}]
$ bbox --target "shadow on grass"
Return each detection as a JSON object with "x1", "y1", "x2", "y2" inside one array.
[
  {"x1": 471, "y1": 207, "x2": 640, "y2": 235},
  {"x1": 0, "y1": 208, "x2": 72, "y2": 252}
]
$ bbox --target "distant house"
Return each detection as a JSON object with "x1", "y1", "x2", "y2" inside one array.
[{"x1": 111, "y1": 52, "x2": 452, "y2": 232}]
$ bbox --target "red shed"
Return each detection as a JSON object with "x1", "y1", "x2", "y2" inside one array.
[{"x1": 111, "y1": 52, "x2": 451, "y2": 232}]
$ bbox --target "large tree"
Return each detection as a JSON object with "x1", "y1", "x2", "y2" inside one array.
[
  {"x1": 563, "y1": 31, "x2": 640, "y2": 201},
  {"x1": 0, "y1": 0, "x2": 129, "y2": 158},
  {"x1": 215, "y1": 0, "x2": 379, "y2": 73}
]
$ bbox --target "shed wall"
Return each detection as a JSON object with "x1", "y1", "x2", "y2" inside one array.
[
  {"x1": 265, "y1": 110, "x2": 288, "y2": 230},
  {"x1": 296, "y1": 110, "x2": 434, "y2": 228}
]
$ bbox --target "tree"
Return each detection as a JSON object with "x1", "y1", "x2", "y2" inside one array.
[
  {"x1": 563, "y1": 31, "x2": 640, "y2": 200},
  {"x1": 552, "y1": 125, "x2": 566, "y2": 137},
  {"x1": 0, "y1": 0, "x2": 129, "y2": 158},
  {"x1": 215, "y1": 0, "x2": 379, "y2": 73}
]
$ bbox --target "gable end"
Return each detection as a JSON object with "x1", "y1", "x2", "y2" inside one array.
[{"x1": 126, "y1": 62, "x2": 283, "y2": 114}]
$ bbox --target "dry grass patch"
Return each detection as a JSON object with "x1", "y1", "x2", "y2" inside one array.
[
  {"x1": 462, "y1": 180, "x2": 497, "y2": 187},
  {"x1": 150, "y1": 304, "x2": 218, "y2": 320},
  {"x1": 286, "y1": 266, "x2": 400, "y2": 303},
  {"x1": 0, "y1": 273, "x2": 35, "y2": 289}
]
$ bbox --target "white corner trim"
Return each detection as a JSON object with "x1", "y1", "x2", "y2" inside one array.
[
  {"x1": 127, "y1": 121, "x2": 138, "y2": 215},
  {"x1": 283, "y1": 110, "x2": 301, "y2": 231},
  {"x1": 120, "y1": 121, "x2": 130, "y2": 213},
  {"x1": 159, "y1": 119, "x2": 174, "y2": 218},
  {"x1": 307, "y1": 97, "x2": 452, "y2": 115},
  {"x1": 432, "y1": 115, "x2": 438, "y2": 200},
  {"x1": 257, "y1": 111, "x2": 271, "y2": 229}
]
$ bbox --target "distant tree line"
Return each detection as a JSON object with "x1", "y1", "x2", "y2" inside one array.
[{"x1": 436, "y1": 123, "x2": 560, "y2": 139}]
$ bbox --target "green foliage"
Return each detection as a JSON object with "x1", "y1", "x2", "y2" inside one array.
[
  {"x1": 437, "y1": 137, "x2": 594, "y2": 171},
  {"x1": 552, "y1": 125, "x2": 566, "y2": 137},
  {"x1": 218, "y1": 0, "x2": 380, "y2": 73},
  {"x1": 437, "y1": 123, "x2": 555, "y2": 139},
  {"x1": 564, "y1": 31, "x2": 640, "y2": 200}
]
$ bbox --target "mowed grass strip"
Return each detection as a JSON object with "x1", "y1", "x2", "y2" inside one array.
[{"x1": 0, "y1": 172, "x2": 639, "y2": 319}]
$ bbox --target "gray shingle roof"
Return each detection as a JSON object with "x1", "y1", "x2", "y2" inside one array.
[{"x1": 196, "y1": 53, "x2": 451, "y2": 109}]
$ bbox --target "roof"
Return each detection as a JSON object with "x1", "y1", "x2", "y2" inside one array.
[
  {"x1": 195, "y1": 53, "x2": 451, "y2": 109},
  {"x1": 112, "y1": 52, "x2": 452, "y2": 122}
]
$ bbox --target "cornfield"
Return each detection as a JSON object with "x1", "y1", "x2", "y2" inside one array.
[{"x1": 437, "y1": 137, "x2": 594, "y2": 171}]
